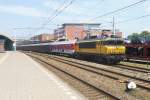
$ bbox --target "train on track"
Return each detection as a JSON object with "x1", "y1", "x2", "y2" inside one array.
[
  {"x1": 17, "y1": 38, "x2": 126, "y2": 64},
  {"x1": 125, "y1": 42, "x2": 150, "y2": 61}
]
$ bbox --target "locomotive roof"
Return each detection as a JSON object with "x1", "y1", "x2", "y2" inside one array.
[{"x1": 77, "y1": 38, "x2": 124, "y2": 43}]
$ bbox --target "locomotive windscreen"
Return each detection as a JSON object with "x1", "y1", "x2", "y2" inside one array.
[
  {"x1": 79, "y1": 41, "x2": 96, "y2": 48},
  {"x1": 103, "y1": 40, "x2": 124, "y2": 45}
]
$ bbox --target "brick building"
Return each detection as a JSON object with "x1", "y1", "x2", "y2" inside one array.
[
  {"x1": 54, "y1": 23, "x2": 101, "y2": 40},
  {"x1": 31, "y1": 33, "x2": 54, "y2": 42},
  {"x1": 115, "y1": 30, "x2": 123, "y2": 38},
  {"x1": 54, "y1": 23, "x2": 123, "y2": 41},
  {"x1": 71, "y1": 28, "x2": 123, "y2": 40}
]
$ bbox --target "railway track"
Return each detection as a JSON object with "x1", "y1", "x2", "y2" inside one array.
[
  {"x1": 31, "y1": 52, "x2": 150, "y2": 90},
  {"x1": 26, "y1": 52, "x2": 150, "y2": 100},
  {"x1": 115, "y1": 64, "x2": 150, "y2": 73},
  {"x1": 54, "y1": 54, "x2": 150, "y2": 75},
  {"x1": 28, "y1": 53, "x2": 121, "y2": 100},
  {"x1": 124, "y1": 59, "x2": 150, "y2": 65},
  {"x1": 33, "y1": 56, "x2": 114, "y2": 100},
  {"x1": 120, "y1": 62, "x2": 150, "y2": 71}
]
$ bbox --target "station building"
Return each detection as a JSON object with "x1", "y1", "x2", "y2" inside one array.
[{"x1": 0, "y1": 33, "x2": 14, "y2": 52}]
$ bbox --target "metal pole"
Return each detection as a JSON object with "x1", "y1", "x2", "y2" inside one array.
[
  {"x1": 12, "y1": 29, "x2": 17, "y2": 51},
  {"x1": 57, "y1": 24, "x2": 59, "y2": 40},
  {"x1": 112, "y1": 16, "x2": 115, "y2": 35},
  {"x1": 14, "y1": 34, "x2": 16, "y2": 51}
]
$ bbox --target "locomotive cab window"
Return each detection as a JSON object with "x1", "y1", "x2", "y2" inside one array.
[{"x1": 103, "y1": 40, "x2": 123, "y2": 45}]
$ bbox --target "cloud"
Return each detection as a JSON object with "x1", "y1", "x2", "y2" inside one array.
[{"x1": 0, "y1": 5, "x2": 48, "y2": 17}]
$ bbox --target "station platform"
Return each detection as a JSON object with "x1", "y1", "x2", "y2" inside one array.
[{"x1": 0, "y1": 51, "x2": 86, "y2": 100}]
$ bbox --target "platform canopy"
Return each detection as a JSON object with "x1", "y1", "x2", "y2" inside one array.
[{"x1": 0, "y1": 33, "x2": 14, "y2": 51}]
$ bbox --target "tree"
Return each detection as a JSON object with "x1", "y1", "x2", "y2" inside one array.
[
  {"x1": 140, "y1": 31, "x2": 150, "y2": 41},
  {"x1": 127, "y1": 33, "x2": 141, "y2": 43},
  {"x1": 127, "y1": 31, "x2": 150, "y2": 43},
  {"x1": 127, "y1": 33, "x2": 138, "y2": 40}
]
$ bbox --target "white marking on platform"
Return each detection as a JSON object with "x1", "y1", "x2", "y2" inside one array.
[
  {"x1": 56, "y1": 82, "x2": 61, "y2": 85},
  {"x1": 56, "y1": 81, "x2": 60, "y2": 84},
  {"x1": 53, "y1": 80, "x2": 59, "y2": 83},
  {"x1": 50, "y1": 77, "x2": 55, "y2": 80},
  {"x1": 67, "y1": 91, "x2": 72, "y2": 95},
  {"x1": 71, "y1": 96, "x2": 78, "y2": 100},
  {"x1": 0, "y1": 53, "x2": 10, "y2": 65},
  {"x1": 59, "y1": 85, "x2": 65, "y2": 88},
  {"x1": 63, "y1": 87, "x2": 69, "y2": 91}
]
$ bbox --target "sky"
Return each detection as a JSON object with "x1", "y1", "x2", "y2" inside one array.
[{"x1": 0, "y1": 0, "x2": 150, "y2": 39}]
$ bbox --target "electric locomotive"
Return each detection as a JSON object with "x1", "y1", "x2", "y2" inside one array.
[{"x1": 75, "y1": 38, "x2": 125, "y2": 64}]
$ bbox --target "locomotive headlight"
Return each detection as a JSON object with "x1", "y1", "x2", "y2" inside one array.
[{"x1": 126, "y1": 81, "x2": 137, "y2": 91}]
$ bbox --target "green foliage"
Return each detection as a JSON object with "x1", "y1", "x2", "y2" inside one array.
[
  {"x1": 139, "y1": 31, "x2": 150, "y2": 41},
  {"x1": 127, "y1": 31, "x2": 150, "y2": 43},
  {"x1": 127, "y1": 33, "x2": 141, "y2": 43},
  {"x1": 127, "y1": 33, "x2": 139, "y2": 40}
]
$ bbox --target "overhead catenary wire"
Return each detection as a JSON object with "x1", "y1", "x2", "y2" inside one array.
[
  {"x1": 100, "y1": 14, "x2": 150, "y2": 28},
  {"x1": 32, "y1": 0, "x2": 75, "y2": 37},
  {"x1": 91, "y1": 0, "x2": 147, "y2": 20},
  {"x1": 40, "y1": 0, "x2": 69, "y2": 28},
  {"x1": 13, "y1": 0, "x2": 68, "y2": 31},
  {"x1": 39, "y1": 0, "x2": 76, "y2": 30},
  {"x1": 14, "y1": 0, "x2": 148, "y2": 39},
  {"x1": 116, "y1": 14, "x2": 150, "y2": 24},
  {"x1": 13, "y1": 0, "x2": 75, "y2": 39}
]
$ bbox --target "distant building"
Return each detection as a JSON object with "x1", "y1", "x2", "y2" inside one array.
[
  {"x1": 31, "y1": 33, "x2": 54, "y2": 42},
  {"x1": 96, "y1": 29, "x2": 123, "y2": 38},
  {"x1": 115, "y1": 29, "x2": 123, "y2": 38},
  {"x1": 54, "y1": 23, "x2": 101, "y2": 40},
  {"x1": 54, "y1": 23, "x2": 123, "y2": 41},
  {"x1": 84, "y1": 29, "x2": 123, "y2": 39},
  {"x1": 0, "y1": 39, "x2": 5, "y2": 52}
]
